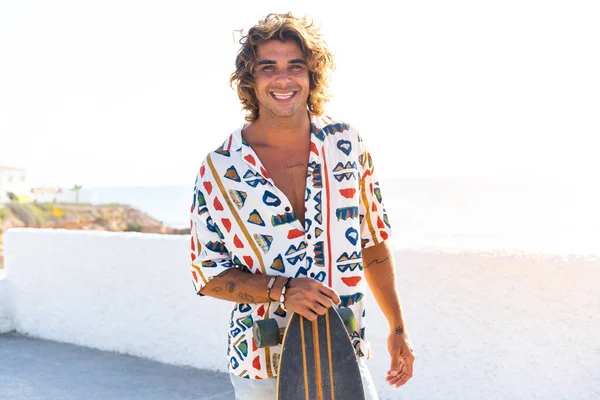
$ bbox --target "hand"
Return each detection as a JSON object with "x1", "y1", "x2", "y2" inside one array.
[
  {"x1": 386, "y1": 326, "x2": 415, "y2": 387},
  {"x1": 282, "y1": 278, "x2": 340, "y2": 321}
]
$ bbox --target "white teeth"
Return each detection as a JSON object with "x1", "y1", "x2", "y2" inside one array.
[{"x1": 272, "y1": 92, "x2": 294, "y2": 100}]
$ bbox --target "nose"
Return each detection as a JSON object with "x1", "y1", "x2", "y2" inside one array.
[{"x1": 274, "y1": 70, "x2": 292, "y2": 86}]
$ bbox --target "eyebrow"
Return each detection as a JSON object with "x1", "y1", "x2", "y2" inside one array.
[{"x1": 257, "y1": 58, "x2": 306, "y2": 66}]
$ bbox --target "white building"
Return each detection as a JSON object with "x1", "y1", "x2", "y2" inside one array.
[
  {"x1": 0, "y1": 166, "x2": 28, "y2": 203},
  {"x1": 30, "y1": 187, "x2": 66, "y2": 203}
]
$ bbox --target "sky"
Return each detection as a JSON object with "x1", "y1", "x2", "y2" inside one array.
[{"x1": 1, "y1": 0, "x2": 599, "y2": 188}]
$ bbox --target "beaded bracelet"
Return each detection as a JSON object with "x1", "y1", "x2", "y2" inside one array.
[{"x1": 280, "y1": 277, "x2": 293, "y2": 311}]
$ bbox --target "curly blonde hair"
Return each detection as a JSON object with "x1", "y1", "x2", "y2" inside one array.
[{"x1": 230, "y1": 13, "x2": 335, "y2": 122}]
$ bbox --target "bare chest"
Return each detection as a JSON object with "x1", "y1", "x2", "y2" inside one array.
[{"x1": 252, "y1": 147, "x2": 309, "y2": 226}]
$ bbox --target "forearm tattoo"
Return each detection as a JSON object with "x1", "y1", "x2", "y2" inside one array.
[
  {"x1": 365, "y1": 257, "x2": 389, "y2": 268},
  {"x1": 209, "y1": 269, "x2": 235, "y2": 293},
  {"x1": 209, "y1": 269, "x2": 256, "y2": 303},
  {"x1": 238, "y1": 292, "x2": 255, "y2": 303},
  {"x1": 226, "y1": 281, "x2": 236, "y2": 293}
]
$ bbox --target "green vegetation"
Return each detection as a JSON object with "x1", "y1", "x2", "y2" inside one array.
[
  {"x1": 125, "y1": 223, "x2": 142, "y2": 232},
  {"x1": 5, "y1": 192, "x2": 30, "y2": 203},
  {"x1": 6, "y1": 203, "x2": 47, "y2": 225},
  {"x1": 1, "y1": 202, "x2": 183, "y2": 235},
  {"x1": 0, "y1": 203, "x2": 79, "y2": 226}
]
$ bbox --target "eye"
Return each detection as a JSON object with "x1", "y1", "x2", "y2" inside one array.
[
  {"x1": 262, "y1": 65, "x2": 275, "y2": 71},
  {"x1": 290, "y1": 64, "x2": 305, "y2": 71}
]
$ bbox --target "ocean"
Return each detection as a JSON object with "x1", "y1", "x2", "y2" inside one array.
[{"x1": 79, "y1": 176, "x2": 600, "y2": 257}]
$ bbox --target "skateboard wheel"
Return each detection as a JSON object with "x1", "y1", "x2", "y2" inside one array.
[
  {"x1": 338, "y1": 307, "x2": 357, "y2": 333},
  {"x1": 252, "y1": 318, "x2": 280, "y2": 348}
]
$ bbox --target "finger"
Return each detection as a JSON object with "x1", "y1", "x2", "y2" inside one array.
[
  {"x1": 387, "y1": 371, "x2": 411, "y2": 387},
  {"x1": 314, "y1": 294, "x2": 334, "y2": 309},
  {"x1": 386, "y1": 364, "x2": 405, "y2": 379},
  {"x1": 319, "y1": 285, "x2": 340, "y2": 305},
  {"x1": 387, "y1": 357, "x2": 407, "y2": 380},
  {"x1": 287, "y1": 299, "x2": 319, "y2": 321},
  {"x1": 388, "y1": 357, "x2": 403, "y2": 378},
  {"x1": 389, "y1": 363, "x2": 413, "y2": 386},
  {"x1": 388, "y1": 375, "x2": 404, "y2": 387},
  {"x1": 403, "y1": 355, "x2": 415, "y2": 376},
  {"x1": 293, "y1": 289, "x2": 332, "y2": 309},
  {"x1": 395, "y1": 350, "x2": 414, "y2": 374},
  {"x1": 310, "y1": 301, "x2": 328, "y2": 316},
  {"x1": 386, "y1": 373, "x2": 400, "y2": 384},
  {"x1": 394, "y1": 372, "x2": 412, "y2": 387},
  {"x1": 297, "y1": 307, "x2": 319, "y2": 321}
]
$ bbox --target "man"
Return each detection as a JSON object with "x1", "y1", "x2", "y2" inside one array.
[{"x1": 189, "y1": 12, "x2": 414, "y2": 399}]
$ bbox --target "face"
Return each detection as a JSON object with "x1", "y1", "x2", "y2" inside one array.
[{"x1": 253, "y1": 40, "x2": 310, "y2": 121}]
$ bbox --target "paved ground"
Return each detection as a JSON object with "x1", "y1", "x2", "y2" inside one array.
[{"x1": 0, "y1": 332, "x2": 234, "y2": 400}]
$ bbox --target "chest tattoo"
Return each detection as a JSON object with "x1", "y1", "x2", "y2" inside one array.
[{"x1": 284, "y1": 161, "x2": 305, "y2": 169}]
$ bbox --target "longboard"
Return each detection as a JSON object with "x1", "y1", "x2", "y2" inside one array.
[{"x1": 253, "y1": 307, "x2": 365, "y2": 400}]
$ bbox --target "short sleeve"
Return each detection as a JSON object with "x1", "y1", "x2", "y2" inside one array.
[
  {"x1": 189, "y1": 171, "x2": 234, "y2": 296},
  {"x1": 357, "y1": 136, "x2": 393, "y2": 249}
]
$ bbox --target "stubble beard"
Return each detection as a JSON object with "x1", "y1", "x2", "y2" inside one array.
[{"x1": 261, "y1": 90, "x2": 309, "y2": 122}]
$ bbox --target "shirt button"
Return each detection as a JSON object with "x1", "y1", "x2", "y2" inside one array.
[
  {"x1": 307, "y1": 234, "x2": 312, "y2": 239},
  {"x1": 285, "y1": 206, "x2": 291, "y2": 212},
  {"x1": 310, "y1": 272, "x2": 315, "y2": 278}
]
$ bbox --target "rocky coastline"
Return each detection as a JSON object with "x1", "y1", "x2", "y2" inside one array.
[{"x1": 0, "y1": 203, "x2": 189, "y2": 268}]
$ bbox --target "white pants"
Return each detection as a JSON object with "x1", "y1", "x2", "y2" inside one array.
[{"x1": 229, "y1": 358, "x2": 379, "y2": 400}]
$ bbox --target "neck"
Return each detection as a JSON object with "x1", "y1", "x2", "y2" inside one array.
[{"x1": 245, "y1": 110, "x2": 311, "y2": 147}]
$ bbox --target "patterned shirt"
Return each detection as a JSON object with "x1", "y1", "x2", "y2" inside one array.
[{"x1": 189, "y1": 114, "x2": 392, "y2": 379}]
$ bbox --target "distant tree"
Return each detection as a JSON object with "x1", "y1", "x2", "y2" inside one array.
[
  {"x1": 125, "y1": 223, "x2": 142, "y2": 232},
  {"x1": 6, "y1": 192, "x2": 18, "y2": 201},
  {"x1": 71, "y1": 184, "x2": 83, "y2": 204}
]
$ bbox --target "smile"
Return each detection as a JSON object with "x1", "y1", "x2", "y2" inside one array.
[{"x1": 270, "y1": 91, "x2": 296, "y2": 100}]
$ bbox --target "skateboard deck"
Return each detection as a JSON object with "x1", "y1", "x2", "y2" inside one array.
[{"x1": 276, "y1": 307, "x2": 365, "y2": 400}]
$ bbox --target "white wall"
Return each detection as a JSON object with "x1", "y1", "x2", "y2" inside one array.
[
  {"x1": 3, "y1": 228, "x2": 231, "y2": 373},
  {"x1": 0, "y1": 269, "x2": 13, "y2": 333},
  {"x1": 2, "y1": 229, "x2": 599, "y2": 400}
]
